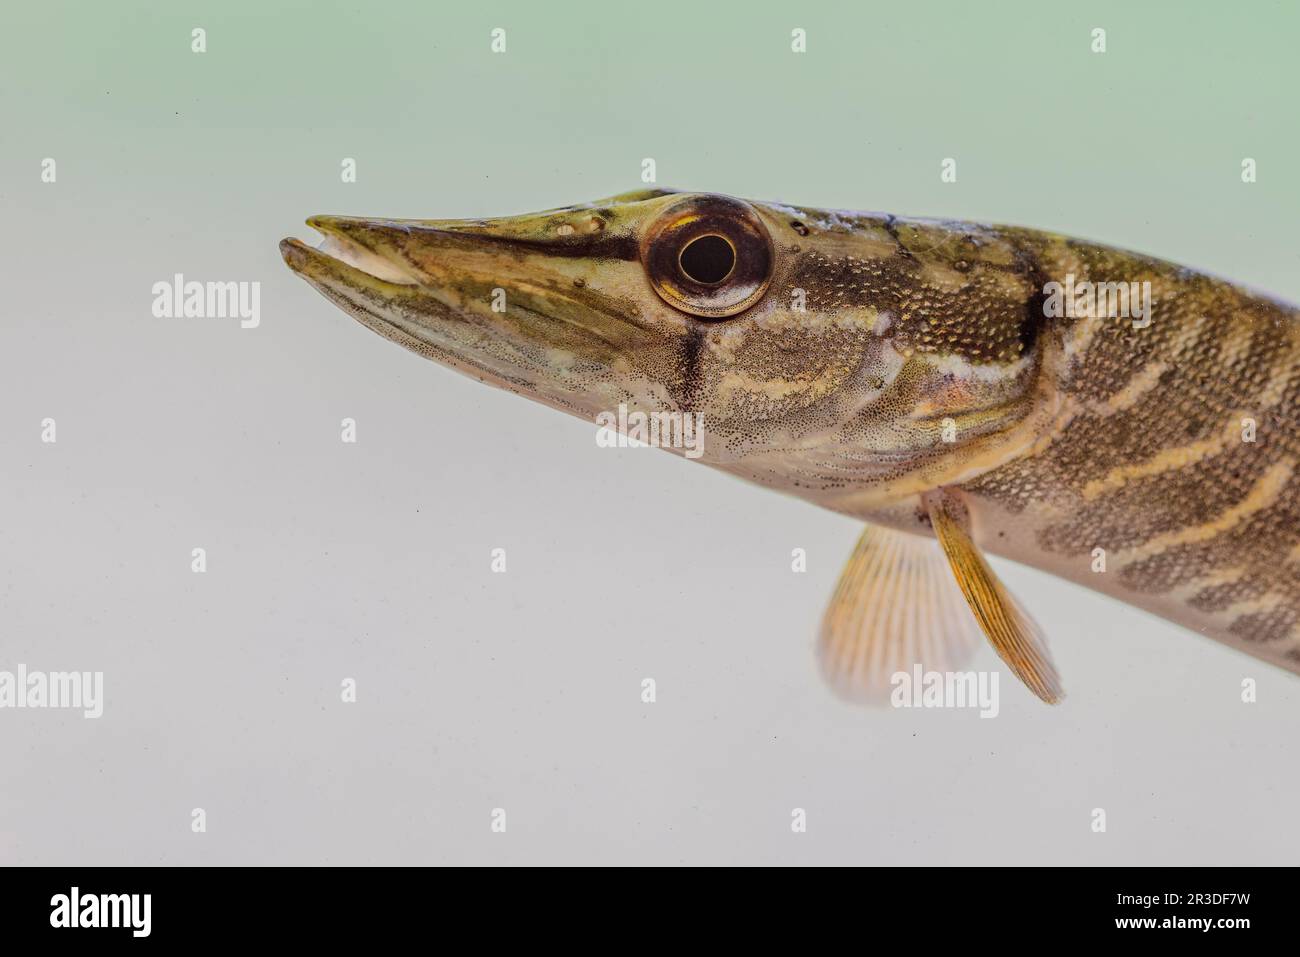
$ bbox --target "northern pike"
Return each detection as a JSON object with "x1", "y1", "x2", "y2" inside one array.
[{"x1": 280, "y1": 190, "x2": 1300, "y2": 703}]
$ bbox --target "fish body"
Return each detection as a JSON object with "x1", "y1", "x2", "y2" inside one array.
[
  {"x1": 958, "y1": 231, "x2": 1299, "y2": 676},
  {"x1": 281, "y1": 190, "x2": 1300, "y2": 701}
]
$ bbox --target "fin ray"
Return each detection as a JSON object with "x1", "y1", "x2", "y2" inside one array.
[
  {"x1": 818, "y1": 524, "x2": 984, "y2": 703},
  {"x1": 924, "y1": 491, "x2": 1064, "y2": 704}
]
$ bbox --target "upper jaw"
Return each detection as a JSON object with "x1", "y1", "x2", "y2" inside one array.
[
  {"x1": 299, "y1": 218, "x2": 421, "y2": 285},
  {"x1": 277, "y1": 188, "x2": 697, "y2": 294},
  {"x1": 279, "y1": 201, "x2": 647, "y2": 290}
]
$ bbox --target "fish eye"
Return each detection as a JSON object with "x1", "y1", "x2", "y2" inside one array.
[{"x1": 642, "y1": 195, "x2": 773, "y2": 318}]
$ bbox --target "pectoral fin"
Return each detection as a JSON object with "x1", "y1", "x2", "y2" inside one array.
[
  {"x1": 923, "y1": 490, "x2": 1064, "y2": 704},
  {"x1": 818, "y1": 524, "x2": 984, "y2": 702}
]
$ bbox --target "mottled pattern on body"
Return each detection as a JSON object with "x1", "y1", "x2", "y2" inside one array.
[{"x1": 965, "y1": 233, "x2": 1300, "y2": 660}]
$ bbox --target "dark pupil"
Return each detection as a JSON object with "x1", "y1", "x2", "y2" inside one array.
[{"x1": 679, "y1": 235, "x2": 735, "y2": 284}]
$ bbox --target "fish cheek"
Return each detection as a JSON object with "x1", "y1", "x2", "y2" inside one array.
[{"x1": 681, "y1": 323, "x2": 880, "y2": 460}]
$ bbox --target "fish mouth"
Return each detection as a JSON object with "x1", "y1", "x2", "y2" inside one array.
[
  {"x1": 279, "y1": 217, "x2": 566, "y2": 400},
  {"x1": 278, "y1": 212, "x2": 660, "y2": 417},
  {"x1": 280, "y1": 218, "x2": 421, "y2": 287}
]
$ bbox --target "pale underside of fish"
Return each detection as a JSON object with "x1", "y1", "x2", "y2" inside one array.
[{"x1": 280, "y1": 190, "x2": 1300, "y2": 705}]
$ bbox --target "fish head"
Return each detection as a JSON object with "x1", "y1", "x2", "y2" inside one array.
[{"x1": 281, "y1": 190, "x2": 1058, "y2": 514}]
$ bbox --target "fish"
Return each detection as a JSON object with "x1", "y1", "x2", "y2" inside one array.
[{"x1": 279, "y1": 189, "x2": 1300, "y2": 704}]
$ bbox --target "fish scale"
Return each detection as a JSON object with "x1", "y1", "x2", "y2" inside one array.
[{"x1": 965, "y1": 230, "x2": 1300, "y2": 665}]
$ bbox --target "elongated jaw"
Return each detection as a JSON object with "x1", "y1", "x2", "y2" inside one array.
[{"x1": 279, "y1": 206, "x2": 672, "y2": 416}]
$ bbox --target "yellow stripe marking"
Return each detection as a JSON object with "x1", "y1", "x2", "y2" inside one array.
[
  {"x1": 1167, "y1": 566, "x2": 1246, "y2": 604},
  {"x1": 1082, "y1": 361, "x2": 1168, "y2": 417},
  {"x1": 1219, "y1": 592, "x2": 1285, "y2": 618},
  {"x1": 1082, "y1": 415, "x2": 1243, "y2": 501},
  {"x1": 1123, "y1": 460, "x2": 1294, "y2": 559}
]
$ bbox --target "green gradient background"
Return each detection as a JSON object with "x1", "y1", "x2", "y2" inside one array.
[
  {"x1": 7, "y1": 0, "x2": 1297, "y2": 292},
  {"x1": 2, "y1": 1, "x2": 1297, "y2": 865}
]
